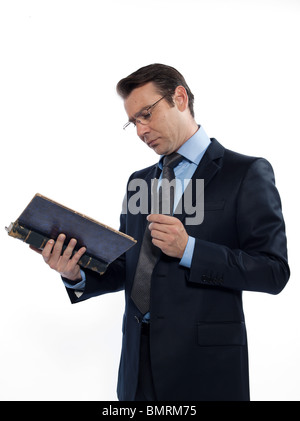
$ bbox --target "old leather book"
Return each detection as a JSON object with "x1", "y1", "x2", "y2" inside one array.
[{"x1": 6, "y1": 193, "x2": 136, "y2": 274}]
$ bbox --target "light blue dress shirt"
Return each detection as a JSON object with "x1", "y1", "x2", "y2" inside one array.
[{"x1": 64, "y1": 126, "x2": 211, "y2": 293}]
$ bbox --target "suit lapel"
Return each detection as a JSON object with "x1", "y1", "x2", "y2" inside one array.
[
  {"x1": 193, "y1": 138, "x2": 224, "y2": 188},
  {"x1": 136, "y1": 139, "x2": 225, "y2": 226},
  {"x1": 174, "y1": 138, "x2": 225, "y2": 222}
]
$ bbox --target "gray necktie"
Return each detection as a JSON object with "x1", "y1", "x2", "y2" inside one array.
[{"x1": 131, "y1": 152, "x2": 183, "y2": 314}]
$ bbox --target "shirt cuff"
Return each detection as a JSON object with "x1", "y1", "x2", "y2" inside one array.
[
  {"x1": 62, "y1": 269, "x2": 86, "y2": 290},
  {"x1": 179, "y1": 236, "x2": 195, "y2": 268}
]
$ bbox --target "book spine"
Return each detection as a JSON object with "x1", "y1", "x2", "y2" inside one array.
[{"x1": 6, "y1": 221, "x2": 108, "y2": 275}]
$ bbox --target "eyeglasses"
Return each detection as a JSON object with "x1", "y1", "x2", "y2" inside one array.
[{"x1": 123, "y1": 95, "x2": 166, "y2": 130}]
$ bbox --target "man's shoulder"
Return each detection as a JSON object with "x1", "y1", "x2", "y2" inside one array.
[
  {"x1": 210, "y1": 138, "x2": 259, "y2": 163},
  {"x1": 211, "y1": 138, "x2": 266, "y2": 167},
  {"x1": 210, "y1": 138, "x2": 273, "y2": 178},
  {"x1": 224, "y1": 147, "x2": 261, "y2": 165}
]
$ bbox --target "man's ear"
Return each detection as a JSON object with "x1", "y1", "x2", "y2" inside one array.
[{"x1": 173, "y1": 85, "x2": 189, "y2": 112}]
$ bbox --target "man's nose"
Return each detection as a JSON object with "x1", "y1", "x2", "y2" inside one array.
[{"x1": 136, "y1": 122, "x2": 150, "y2": 139}]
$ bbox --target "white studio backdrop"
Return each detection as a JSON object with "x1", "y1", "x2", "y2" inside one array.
[{"x1": 0, "y1": 0, "x2": 299, "y2": 401}]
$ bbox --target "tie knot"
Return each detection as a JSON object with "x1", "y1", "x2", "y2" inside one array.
[{"x1": 163, "y1": 152, "x2": 183, "y2": 170}]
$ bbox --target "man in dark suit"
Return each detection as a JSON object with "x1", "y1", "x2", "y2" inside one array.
[{"x1": 33, "y1": 64, "x2": 290, "y2": 401}]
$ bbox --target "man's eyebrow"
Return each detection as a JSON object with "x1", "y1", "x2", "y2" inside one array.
[
  {"x1": 128, "y1": 104, "x2": 151, "y2": 123},
  {"x1": 134, "y1": 104, "x2": 151, "y2": 117}
]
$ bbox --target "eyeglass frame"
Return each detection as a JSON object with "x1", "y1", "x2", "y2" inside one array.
[{"x1": 123, "y1": 95, "x2": 166, "y2": 130}]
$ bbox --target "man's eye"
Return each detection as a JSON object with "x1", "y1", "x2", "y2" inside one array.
[{"x1": 141, "y1": 112, "x2": 151, "y2": 120}]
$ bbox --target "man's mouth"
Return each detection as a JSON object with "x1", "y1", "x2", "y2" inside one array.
[{"x1": 146, "y1": 138, "x2": 158, "y2": 147}]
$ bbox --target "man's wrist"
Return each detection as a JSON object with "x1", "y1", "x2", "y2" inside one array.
[
  {"x1": 179, "y1": 236, "x2": 195, "y2": 268},
  {"x1": 62, "y1": 270, "x2": 86, "y2": 290}
]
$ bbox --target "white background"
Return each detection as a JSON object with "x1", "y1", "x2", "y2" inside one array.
[{"x1": 0, "y1": 0, "x2": 299, "y2": 401}]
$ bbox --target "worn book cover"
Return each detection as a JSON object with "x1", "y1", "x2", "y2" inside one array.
[{"x1": 6, "y1": 193, "x2": 136, "y2": 274}]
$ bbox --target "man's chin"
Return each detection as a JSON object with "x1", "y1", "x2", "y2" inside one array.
[
  {"x1": 150, "y1": 143, "x2": 169, "y2": 156},
  {"x1": 150, "y1": 144, "x2": 162, "y2": 155}
]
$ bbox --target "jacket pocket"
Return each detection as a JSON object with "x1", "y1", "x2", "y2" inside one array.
[{"x1": 197, "y1": 321, "x2": 246, "y2": 346}]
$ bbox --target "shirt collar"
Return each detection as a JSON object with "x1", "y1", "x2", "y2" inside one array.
[{"x1": 158, "y1": 125, "x2": 211, "y2": 168}]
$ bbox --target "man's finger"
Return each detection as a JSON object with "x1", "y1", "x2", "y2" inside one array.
[
  {"x1": 50, "y1": 234, "x2": 66, "y2": 261},
  {"x1": 59, "y1": 246, "x2": 86, "y2": 279},
  {"x1": 42, "y1": 239, "x2": 55, "y2": 262},
  {"x1": 150, "y1": 228, "x2": 169, "y2": 242},
  {"x1": 59, "y1": 238, "x2": 77, "y2": 266},
  {"x1": 149, "y1": 222, "x2": 169, "y2": 234},
  {"x1": 71, "y1": 246, "x2": 87, "y2": 265},
  {"x1": 147, "y1": 214, "x2": 175, "y2": 224}
]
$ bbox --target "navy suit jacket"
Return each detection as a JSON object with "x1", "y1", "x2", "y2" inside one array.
[{"x1": 66, "y1": 138, "x2": 289, "y2": 401}]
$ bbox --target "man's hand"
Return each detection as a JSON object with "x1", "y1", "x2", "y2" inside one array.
[
  {"x1": 30, "y1": 233, "x2": 86, "y2": 281},
  {"x1": 147, "y1": 214, "x2": 189, "y2": 259}
]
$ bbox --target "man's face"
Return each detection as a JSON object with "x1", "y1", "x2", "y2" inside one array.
[{"x1": 124, "y1": 82, "x2": 187, "y2": 156}]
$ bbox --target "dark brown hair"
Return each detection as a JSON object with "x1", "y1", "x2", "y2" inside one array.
[{"x1": 116, "y1": 63, "x2": 195, "y2": 118}]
